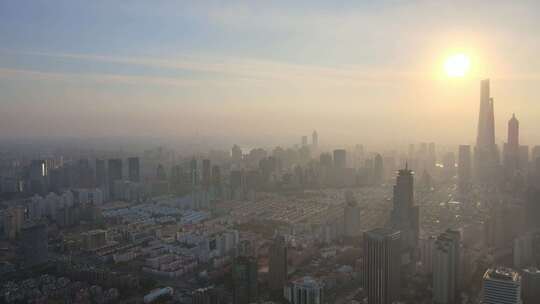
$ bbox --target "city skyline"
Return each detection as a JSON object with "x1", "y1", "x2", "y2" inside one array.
[{"x1": 2, "y1": 2, "x2": 540, "y2": 304}]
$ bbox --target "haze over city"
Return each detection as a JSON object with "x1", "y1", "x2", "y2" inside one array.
[
  {"x1": 2, "y1": 2, "x2": 540, "y2": 304},
  {"x1": 2, "y1": 1, "x2": 540, "y2": 146}
]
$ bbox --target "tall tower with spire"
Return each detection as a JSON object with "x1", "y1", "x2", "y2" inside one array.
[
  {"x1": 474, "y1": 79, "x2": 499, "y2": 184},
  {"x1": 390, "y1": 166, "x2": 419, "y2": 262},
  {"x1": 508, "y1": 114, "x2": 519, "y2": 148},
  {"x1": 504, "y1": 113, "x2": 520, "y2": 175}
]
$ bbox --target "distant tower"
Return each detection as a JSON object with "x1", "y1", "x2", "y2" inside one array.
[
  {"x1": 95, "y1": 159, "x2": 106, "y2": 187},
  {"x1": 458, "y1": 145, "x2": 472, "y2": 197},
  {"x1": 442, "y1": 152, "x2": 456, "y2": 180},
  {"x1": 268, "y1": 235, "x2": 288, "y2": 296},
  {"x1": 474, "y1": 79, "x2": 499, "y2": 184},
  {"x1": 433, "y1": 229, "x2": 461, "y2": 304},
  {"x1": 190, "y1": 158, "x2": 198, "y2": 186},
  {"x1": 128, "y1": 157, "x2": 140, "y2": 182},
  {"x1": 301, "y1": 136, "x2": 308, "y2": 147},
  {"x1": 156, "y1": 164, "x2": 167, "y2": 181},
  {"x1": 482, "y1": 267, "x2": 521, "y2": 304},
  {"x1": 373, "y1": 154, "x2": 384, "y2": 185},
  {"x1": 232, "y1": 145, "x2": 243, "y2": 163},
  {"x1": 504, "y1": 114, "x2": 520, "y2": 175},
  {"x1": 343, "y1": 191, "x2": 361, "y2": 237},
  {"x1": 312, "y1": 130, "x2": 318, "y2": 148},
  {"x1": 202, "y1": 159, "x2": 211, "y2": 189},
  {"x1": 363, "y1": 228, "x2": 401, "y2": 304},
  {"x1": 107, "y1": 159, "x2": 122, "y2": 198},
  {"x1": 211, "y1": 165, "x2": 222, "y2": 198},
  {"x1": 508, "y1": 114, "x2": 519, "y2": 148},
  {"x1": 390, "y1": 166, "x2": 419, "y2": 258},
  {"x1": 333, "y1": 149, "x2": 347, "y2": 169}
]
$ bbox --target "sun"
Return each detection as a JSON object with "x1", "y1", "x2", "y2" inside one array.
[{"x1": 444, "y1": 53, "x2": 471, "y2": 77}]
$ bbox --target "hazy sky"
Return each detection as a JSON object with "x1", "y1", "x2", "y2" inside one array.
[{"x1": 1, "y1": 1, "x2": 540, "y2": 146}]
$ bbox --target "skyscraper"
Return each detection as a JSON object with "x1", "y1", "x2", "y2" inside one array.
[
  {"x1": 312, "y1": 130, "x2": 318, "y2": 149},
  {"x1": 442, "y1": 152, "x2": 456, "y2": 181},
  {"x1": 232, "y1": 145, "x2": 242, "y2": 163},
  {"x1": 190, "y1": 158, "x2": 198, "y2": 186},
  {"x1": 156, "y1": 164, "x2": 167, "y2": 180},
  {"x1": 343, "y1": 191, "x2": 361, "y2": 237},
  {"x1": 128, "y1": 157, "x2": 140, "y2": 182},
  {"x1": 29, "y1": 159, "x2": 47, "y2": 194},
  {"x1": 458, "y1": 145, "x2": 472, "y2": 196},
  {"x1": 504, "y1": 114, "x2": 520, "y2": 177},
  {"x1": 508, "y1": 114, "x2": 519, "y2": 148},
  {"x1": 390, "y1": 165, "x2": 419, "y2": 259},
  {"x1": 232, "y1": 256, "x2": 258, "y2": 304},
  {"x1": 333, "y1": 149, "x2": 347, "y2": 169},
  {"x1": 95, "y1": 159, "x2": 106, "y2": 187},
  {"x1": 522, "y1": 267, "x2": 540, "y2": 304},
  {"x1": 211, "y1": 165, "x2": 222, "y2": 198},
  {"x1": 202, "y1": 159, "x2": 211, "y2": 189},
  {"x1": 482, "y1": 267, "x2": 521, "y2": 304},
  {"x1": 373, "y1": 154, "x2": 384, "y2": 185},
  {"x1": 77, "y1": 158, "x2": 94, "y2": 188},
  {"x1": 268, "y1": 235, "x2": 288, "y2": 296},
  {"x1": 474, "y1": 79, "x2": 499, "y2": 184},
  {"x1": 301, "y1": 135, "x2": 308, "y2": 146},
  {"x1": 107, "y1": 159, "x2": 122, "y2": 198},
  {"x1": 433, "y1": 229, "x2": 461, "y2": 304},
  {"x1": 363, "y1": 228, "x2": 401, "y2": 304}
]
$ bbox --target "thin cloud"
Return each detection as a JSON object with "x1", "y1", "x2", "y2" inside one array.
[{"x1": 11, "y1": 50, "x2": 416, "y2": 87}]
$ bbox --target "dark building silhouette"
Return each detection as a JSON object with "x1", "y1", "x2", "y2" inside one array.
[
  {"x1": 320, "y1": 153, "x2": 332, "y2": 168},
  {"x1": 230, "y1": 170, "x2": 244, "y2": 200},
  {"x1": 128, "y1": 157, "x2": 140, "y2": 182},
  {"x1": 107, "y1": 159, "x2": 122, "y2": 198},
  {"x1": 268, "y1": 235, "x2": 288, "y2": 297},
  {"x1": 333, "y1": 149, "x2": 347, "y2": 169},
  {"x1": 373, "y1": 153, "x2": 384, "y2": 185},
  {"x1": 95, "y1": 159, "x2": 106, "y2": 187},
  {"x1": 312, "y1": 130, "x2": 318, "y2": 148},
  {"x1": 442, "y1": 151, "x2": 456, "y2": 181},
  {"x1": 363, "y1": 228, "x2": 401, "y2": 304},
  {"x1": 522, "y1": 267, "x2": 540, "y2": 304},
  {"x1": 232, "y1": 256, "x2": 258, "y2": 304},
  {"x1": 28, "y1": 159, "x2": 47, "y2": 195},
  {"x1": 390, "y1": 165, "x2": 419, "y2": 259},
  {"x1": 433, "y1": 229, "x2": 461, "y2": 304},
  {"x1": 78, "y1": 158, "x2": 94, "y2": 188}
]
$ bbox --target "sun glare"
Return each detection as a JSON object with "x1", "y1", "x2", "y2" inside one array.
[{"x1": 444, "y1": 53, "x2": 471, "y2": 77}]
